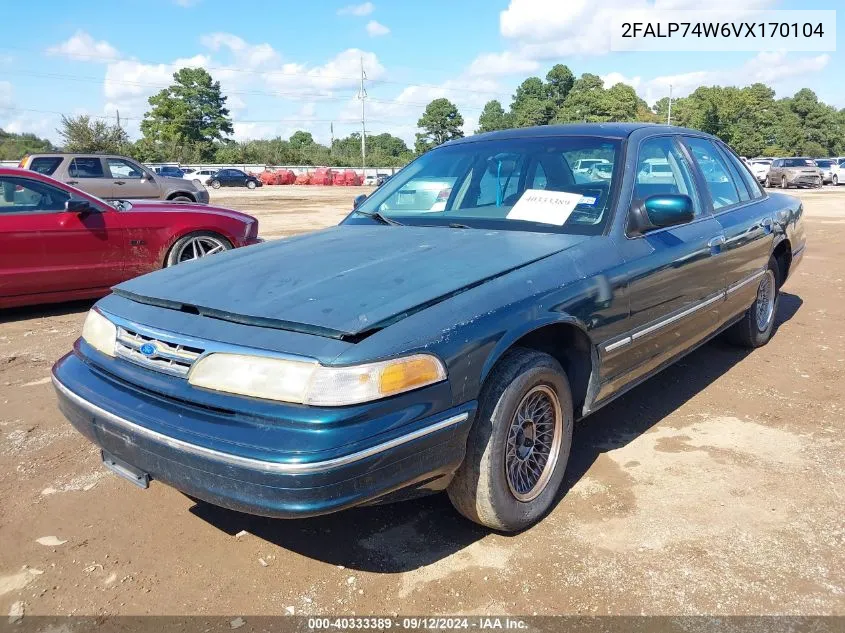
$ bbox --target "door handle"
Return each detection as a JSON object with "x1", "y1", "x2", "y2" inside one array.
[
  {"x1": 707, "y1": 235, "x2": 726, "y2": 249},
  {"x1": 114, "y1": 181, "x2": 126, "y2": 185},
  {"x1": 66, "y1": 180, "x2": 78, "y2": 185}
]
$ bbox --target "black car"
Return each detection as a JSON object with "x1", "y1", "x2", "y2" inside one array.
[
  {"x1": 207, "y1": 169, "x2": 262, "y2": 190},
  {"x1": 376, "y1": 174, "x2": 392, "y2": 187}
]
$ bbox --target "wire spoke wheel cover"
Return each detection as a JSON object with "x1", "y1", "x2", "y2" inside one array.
[
  {"x1": 175, "y1": 236, "x2": 227, "y2": 264},
  {"x1": 756, "y1": 270, "x2": 776, "y2": 332},
  {"x1": 505, "y1": 384, "x2": 563, "y2": 502}
]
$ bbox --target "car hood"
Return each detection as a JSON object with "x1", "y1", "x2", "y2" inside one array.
[
  {"x1": 114, "y1": 225, "x2": 587, "y2": 338},
  {"x1": 121, "y1": 200, "x2": 254, "y2": 223}
]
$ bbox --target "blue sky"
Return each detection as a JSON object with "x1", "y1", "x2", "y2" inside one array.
[{"x1": 0, "y1": 0, "x2": 841, "y2": 147}]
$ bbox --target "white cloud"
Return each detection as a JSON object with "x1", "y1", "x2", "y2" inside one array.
[
  {"x1": 338, "y1": 2, "x2": 374, "y2": 16},
  {"x1": 366, "y1": 20, "x2": 390, "y2": 37},
  {"x1": 46, "y1": 30, "x2": 120, "y2": 63},
  {"x1": 467, "y1": 51, "x2": 539, "y2": 77},
  {"x1": 200, "y1": 33, "x2": 281, "y2": 68},
  {"x1": 601, "y1": 72, "x2": 642, "y2": 90},
  {"x1": 639, "y1": 52, "x2": 831, "y2": 104},
  {"x1": 476, "y1": 0, "x2": 778, "y2": 65},
  {"x1": 263, "y1": 48, "x2": 385, "y2": 95}
]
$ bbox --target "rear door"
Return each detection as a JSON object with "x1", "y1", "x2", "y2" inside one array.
[
  {"x1": 606, "y1": 135, "x2": 724, "y2": 390},
  {"x1": 684, "y1": 137, "x2": 775, "y2": 328},
  {"x1": 65, "y1": 157, "x2": 114, "y2": 199},
  {"x1": 105, "y1": 157, "x2": 160, "y2": 199},
  {"x1": 0, "y1": 174, "x2": 125, "y2": 299}
]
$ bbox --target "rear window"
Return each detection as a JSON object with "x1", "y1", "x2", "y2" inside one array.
[
  {"x1": 69, "y1": 158, "x2": 105, "y2": 178},
  {"x1": 28, "y1": 157, "x2": 63, "y2": 175}
]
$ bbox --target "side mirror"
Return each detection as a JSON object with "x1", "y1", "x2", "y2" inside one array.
[
  {"x1": 65, "y1": 199, "x2": 96, "y2": 215},
  {"x1": 628, "y1": 194, "x2": 694, "y2": 235},
  {"x1": 353, "y1": 194, "x2": 367, "y2": 209}
]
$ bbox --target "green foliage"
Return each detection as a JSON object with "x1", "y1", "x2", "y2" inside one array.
[
  {"x1": 140, "y1": 67, "x2": 233, "y2": 161},
  {"x1": 476, "y1": 100, "x2": 511, "y2": 133},
  {"x1": 545, "y1": 64, "x2": 575, "y2": 109},
  {"x1": 415, "y1": 98, "x2": 464, "y2": 153},
  {"x1": 0, "y1": 128, "x2": 54, "y2": 160},
  {"x1": 57, "y1": 115, "x2": 129, "y2": 154}
]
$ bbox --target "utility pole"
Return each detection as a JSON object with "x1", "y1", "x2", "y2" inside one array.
[
  {"x1": 357, "y1": 56, "x2": 367, "y2": 174},
  {"x1": 330, "y1": 122, "x2": 334, "y2": 158},
  {"x1": 667, "y1": 84, "x2": 673, "y2": 126}
]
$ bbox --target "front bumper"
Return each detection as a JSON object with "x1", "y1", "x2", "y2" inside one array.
[
  {"x1": 52, "y1": 352, "x2": 475, "y2": 518},
  {"x1": 788, "y1": 175, "x2": 822, "y2": 187}
]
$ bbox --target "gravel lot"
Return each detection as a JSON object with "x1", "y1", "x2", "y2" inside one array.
[{"x1": 1, "y1": 185, "x2": 843, "y2": 618}]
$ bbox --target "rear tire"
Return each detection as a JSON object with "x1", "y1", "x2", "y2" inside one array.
[
  {"x1": 169, "y1": 195, "x2": 193, "y2": 203},
  {"x1": 833, "y1": 175, "x2": 839, "y2": 186},
  {"x1": 447, "y1": 348, "x2": 573, "y2": 532},
  {"x1": 764, "y1": 175, "x2": 771, "y2": 188},
  {"x1": 725, "y1": 256, "x2": 779, "y2": 348}
]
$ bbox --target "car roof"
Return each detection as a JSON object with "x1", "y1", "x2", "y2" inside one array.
[{"x1": 444, "y1": 123, "x2": 709, "y2": 146}]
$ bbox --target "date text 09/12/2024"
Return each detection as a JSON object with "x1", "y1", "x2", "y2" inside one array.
[{"x1": 307, "y1": 617, "x2": 528, "y2": 630}]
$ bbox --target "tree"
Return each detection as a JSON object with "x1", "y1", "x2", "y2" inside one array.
[
  {"x1": 57, "y1": 115, "x2": 129, "y2": 153},
  {"x1": 545, "y1": 64, "x2": 575, "y2": 109},
  {"x1": 140, "y1": 67, "x2": 233, "y2": 160},
  {"x1": 415, "y1": 98, "x2": 464, "y2": 153},
  {"x1": 476, "y1": 100, "x2": 510, "y2": 133},
  {"x1": 510, "y1": 77, "x2": 554, "y2": 127},
  {"x1": 289, "y1": 131, "x2": 315, "y2": 150},
  {"x1": 0, "y1": 129, "x2": 53, "y2": 160}
]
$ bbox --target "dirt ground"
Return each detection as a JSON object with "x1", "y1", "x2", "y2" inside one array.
[{"x1": 1, "y1": 185, "x2": 843, "y2": 618}]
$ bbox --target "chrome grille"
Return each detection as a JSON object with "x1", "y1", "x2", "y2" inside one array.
[{"x1": 115, "y1": 326, "x2": 204, "y2": 377}]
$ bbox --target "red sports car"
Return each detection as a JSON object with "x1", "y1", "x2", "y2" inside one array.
[{"x1": 0, "y1": 167, "x2": 261, "y2": 309}]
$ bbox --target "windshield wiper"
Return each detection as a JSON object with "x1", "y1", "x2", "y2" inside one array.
[{"x1": 354, "y1": 210, "x2": 404, "y2": 226}]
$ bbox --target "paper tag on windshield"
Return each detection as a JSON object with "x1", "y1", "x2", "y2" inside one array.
[{"x1": 506, "y1": 189, "x2": 583, "y2": 226}]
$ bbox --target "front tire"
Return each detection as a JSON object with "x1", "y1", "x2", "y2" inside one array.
[
  {"x1": 781, "y1": 176, "x2": 788, "y2": 189},
  {"x1": 210, "y1": 179, "x2": 221, "y2": 189},
  {"x1": 247, "y1": 180, "x2": 257, "y2": 190},
  {"x1": 833, "y1": 174, "x2": 839, "y2": 186},
  {"x1": 447, "y1": 348, "x2": 573, "y2": 532},
  {"x1": 165, "y1": 231, "x2": 232, "y2": 267},
  {"x1": 725, "y1": 256, "x2": 779, "y2": 348},
  {"x1": 764, "y1": 175, "x2": 771, "y2": 188}
]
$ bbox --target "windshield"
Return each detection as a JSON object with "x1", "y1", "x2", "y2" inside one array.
[
  {"x1": 815, "y1": 160, "x2": 834, "y2": 167},
  {"x1": 353, "y1": 136, "x2": 621, "y2": 235}
]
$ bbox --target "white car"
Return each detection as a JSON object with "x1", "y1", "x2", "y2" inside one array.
[
  {"x1": 749, "y1": 160, "x2": 772, "y2": 184},
  {"x1": 573, "y1": 158, "x2": 610, "y2": 173},
  {"x1": 183, "y1": 169, "x2": 218, "y2": 187},
  {"x1": 830, "y1": 159, "x2": 845, "y2": 186}
]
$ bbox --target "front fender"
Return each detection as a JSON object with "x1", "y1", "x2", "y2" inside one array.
[{"x1": 479, "y1": 314, "x2": 592, "y2": 384}]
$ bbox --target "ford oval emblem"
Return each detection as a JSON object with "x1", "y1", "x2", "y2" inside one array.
[{"x1": 139, "y1": 343, "x2": 156, "y2": 357}]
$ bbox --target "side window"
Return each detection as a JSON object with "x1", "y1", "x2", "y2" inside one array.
[
  {"x1": 0, "y1": 177, "x2": 71, "y2": 214},
  {"x1": 634, "y1": 136, "x2": 702, "y2": 216},
  {"x1": 720, "y1": 144, "x2": 764, "y2": 199},
  {"x1": 69, "y1": 157, "x2": 105, "y2": 179},
  {"x1": 685, "y1": 137, "x2": 741, "y2": 210},
  {"x1": 529, "y1": 162, "x2": 548, "y2": 190},
  {"x1": 107, "y1": 158, "x2": 144, "y2": 179},
  {"x1": 28, "y1": 157, "x2": 63, "y2": 175}
]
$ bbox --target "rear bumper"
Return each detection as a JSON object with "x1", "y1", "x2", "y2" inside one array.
[
  {"x1": 52, "y1": 353, "x2": 475, "y2": 518},
  {"x1": 195, "y1": 190, "x2": 210, "y2": 204}
]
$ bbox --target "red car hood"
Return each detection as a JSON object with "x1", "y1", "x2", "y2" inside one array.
[{"x1": 122, "y1": 200, "x2": 253, "y2": 222}]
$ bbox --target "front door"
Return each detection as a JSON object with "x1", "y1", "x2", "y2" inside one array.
[
  {"x1": 106, "y1": 157, "x2": 160, "y2": 199},
  {"x1": 600, "y1": 136, "x2": 725, "y2": 398},
  {"x1": 0, "y1": 174, "x2": 125, "y2": 300}
]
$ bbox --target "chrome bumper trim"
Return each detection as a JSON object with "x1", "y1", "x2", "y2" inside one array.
[{"x1": 52, "y1": 375, "x2": 468, "y2": 475}]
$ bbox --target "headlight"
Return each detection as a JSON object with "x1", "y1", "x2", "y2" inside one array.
[
  {"x1": 81, "y1": 309, "x2": 116, "y2": 357},
  {"x1": 188, "y1": 353, "x2": 446, "y2": 406}
]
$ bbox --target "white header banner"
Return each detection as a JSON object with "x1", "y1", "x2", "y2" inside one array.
[{"x1": 610, "y1": 10, "x2": 836, "y2": 52}]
